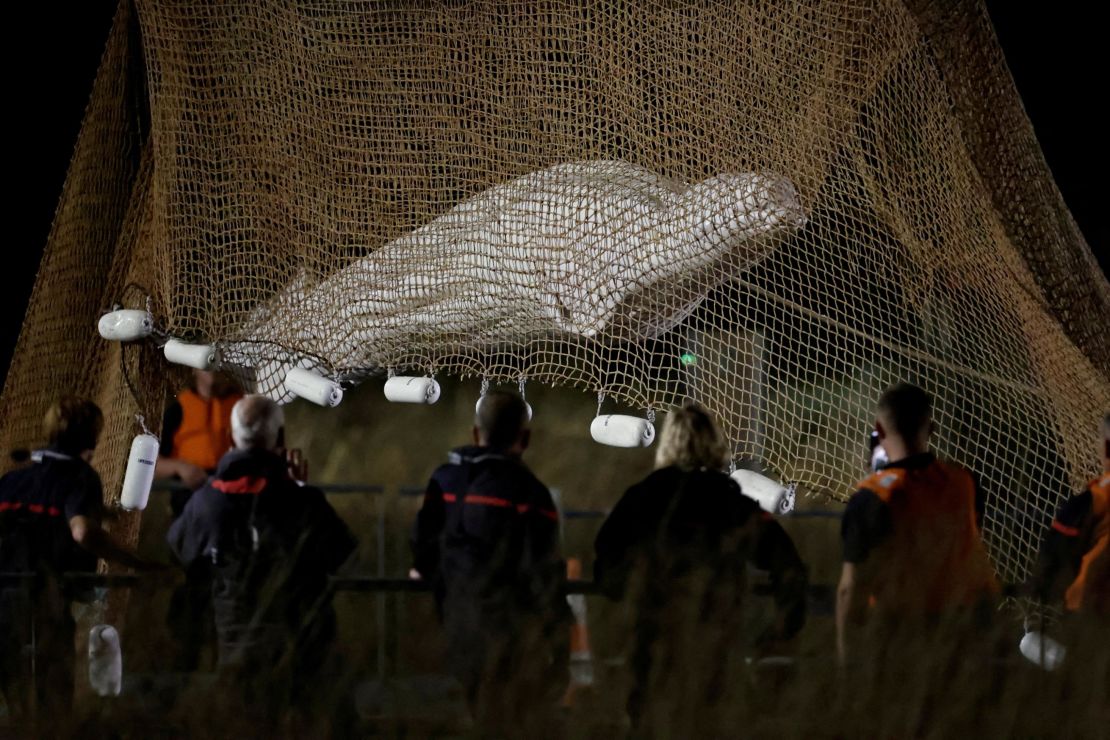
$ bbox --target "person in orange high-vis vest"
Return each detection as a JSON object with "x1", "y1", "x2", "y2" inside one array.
[
  {"x1": 1032, "y1": 414, "x2": 1110, "y2": 619},
  {"x1": 155, "y1": 369, "x2": 241, "y2": 671},
  {"x1": 155, "y1": 370, "x2": 242, "y2": 513},
  {"x1": 836, "y1": 383, "x2": 999, "y2": 667}
]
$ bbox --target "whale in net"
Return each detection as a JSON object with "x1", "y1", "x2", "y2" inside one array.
[{"x1": 221, "y1": 159, "x2": 806, "y2": 402}]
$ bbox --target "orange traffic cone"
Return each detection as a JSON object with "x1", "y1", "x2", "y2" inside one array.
[{"x1": 562, "y1": 557, "x2": 594, "y2": 707}]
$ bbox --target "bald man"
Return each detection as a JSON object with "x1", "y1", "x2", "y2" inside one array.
[
  {"x1": 167, "y1": 395, "x2": 356, "y2": 721},
  {"x1": 412, "y1": 391, "x2": 569, "y2": 731}
]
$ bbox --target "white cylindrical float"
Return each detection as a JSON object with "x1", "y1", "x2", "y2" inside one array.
[
  {"x1": 1019, "y1": 631, "x2": 1066, "y2": 671},
  {"x1": 385, "y1": 376, "x2": 441, "y2": 404},
  {"x1": 97, "y1": 309, "x2": 153, "y2": 342},
  {"x1": 163, "y1": 339, "x2": 216, "y2": 370},
  {"x1": 730, "y1": 469, "x2": 787, "y2": 514},
  {"x1": 88, "y1": 625, "x2": 122, "y2": 697},
  {"x1": 285, "y1": 367, "x2": 343, "y2": 407},
  {"x1": 590, "y1": 414, "x2": 655, "y2": 448},
  {"x1": 119, "y1": 433, "x2": 159, "y2": 511}
]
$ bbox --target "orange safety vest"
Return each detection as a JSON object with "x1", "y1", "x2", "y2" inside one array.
[
  {"x1": 856, "y1": 459, "x2": 999, "y2": 615},
  {"x1": 170, "y1": 389, "x2": 242, "y2": 471},
  {"x1": 1064, "y1": 472, "x2": 1109, "y2": 613}
]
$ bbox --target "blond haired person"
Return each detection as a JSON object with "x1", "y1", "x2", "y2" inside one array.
[{"x1": 594, "y1": 402, "x2": 806, "y2": 732}]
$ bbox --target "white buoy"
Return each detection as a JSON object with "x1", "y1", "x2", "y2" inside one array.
[
  {"x1": 285, "y1": 367, "x2": 343, "y2": 407},
  {"x1": 590, "y1": 415, "x2": 655, "y2": 448},
  {"x1": 1019, "y1": 631, "x2": 1066, "y2": 671},
  {"x1": 730, "y1": 469, "x2": 787, "y2": 514},
  {"x1": 384, "y1": 376, "x2": 441, "y2": 404},
  {"x1": 119, "y1": 433, "x2": 159, "y2": 511},
  {"x1": 163, "y1": 339, "x2": 215, "y2": 370},
  {"x1": 88, "y1": 624, "x2": 122, "y2": 697},
  {"x1": 97, "y1": 309, "x2": 153, "y2": 342}
]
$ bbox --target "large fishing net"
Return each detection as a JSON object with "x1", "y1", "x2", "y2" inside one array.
[{"x1": 2, "y1": 0, "x2": 1107, "y2": 586}]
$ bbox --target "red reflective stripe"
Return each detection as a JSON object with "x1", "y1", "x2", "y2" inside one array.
[
  {"x1": 0, "y1": 501, "x2": 62, "y2": 517},
  {"x1": 443, "y1": 493, "x2": 457, "y2": 503},
  {"x1": 515, "y1": 504, "x2": 559, "y2": 521},
  {"x1": 212, "y1": 476, "x2": 268, "y2": 495},
  {"x1": 464, "y1": 494, "x2": 513, "y2": 508},
  {"x1": 1052, "y1": 520, "x2": 1080, "y2": 537},
  {"x1": 458, "y1": 494, "x2": 557, "y2": 520}
]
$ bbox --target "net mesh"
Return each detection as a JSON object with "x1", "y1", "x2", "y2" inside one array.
[{"x1": 2, "y1": 0, "x2": 1107, "y2": 586}]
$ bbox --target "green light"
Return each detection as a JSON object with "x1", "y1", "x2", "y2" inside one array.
[{"x1": 680, "y1": 352, "x2": 697, "y2": 366}]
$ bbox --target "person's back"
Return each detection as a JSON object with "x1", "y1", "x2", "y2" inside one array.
[
  {"x1": 1, "y1": 398, "x2": 152, "y2": 728},
  {"x1": 171, "y1": 448, "x2": 353, "y2": 669},
  {"x1": 1027, "y1": 415, "x2": 1109, "y2": 699},
  {"x1": 838, "y1": 384, "x2": 998, "y2": 657},
  {"x1": 411, "y1": 392, "x2": 568, "y2": 731},
  {"x1": 594, "y1": 404, "x2": 762, "y2": 733},
  {"x1": 851, "y1": 455, "x2": 996, "y2": 616},
  {"x1": 1, "y1": 451, "x2": 100, "y2": 581},
  {"x1": 595, "y1": 465, "x2": 757, "y2": 609},
  {"x1": 835, "y1": 384, "x2": 1000, "y2": 732},
  {"x1": 437, "y1": 447, "x2": 561, "y2": 609},
  {"x1": 167, "y1": 396, "x2": 356, "y2": 725},
  {"x1": 1, "y1": 451, "x2": 101, "y2": 710}
]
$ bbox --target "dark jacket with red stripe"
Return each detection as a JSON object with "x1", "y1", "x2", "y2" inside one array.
[
  {"x1": 1, "y1": 449, "x2": 102, "y2": 717},
  {"x1": 167, "y1": 448, "x2": 357, "y2": 670},
  {"x1": 0, "y1": 449, "x2": 101, "y2": 596},
  {"x1": 1031, "y1": 471, "x2": 1109, "y2": 614},
  {"x1": 412, "y1": 446, "x2": 565, "y2": 621}
]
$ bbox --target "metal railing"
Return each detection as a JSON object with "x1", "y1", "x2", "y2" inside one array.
[{"x1": 2, "y1": 481, "x2": 843, "y2": 680}]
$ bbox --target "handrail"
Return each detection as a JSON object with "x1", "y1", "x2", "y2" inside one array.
[
  {"x1": 151, "y1": 480, "x2": 386, "y2": 495},
  {"x1": 0, "y1": 571, "x2": 602, "y2": 594}
]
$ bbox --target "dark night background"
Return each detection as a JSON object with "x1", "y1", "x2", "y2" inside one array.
[{"x1": 3, "y1": 1, "x2": 1106, "y2": 386}]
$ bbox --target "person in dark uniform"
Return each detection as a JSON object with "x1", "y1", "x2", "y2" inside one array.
[
  {"x1": 594, "y1": 402, "x2": 805, "y2": 733},
  {"x1": 0, "y1": 397, "x2": 154, "y2": 728},
  {"x1": 1031, "y1": 413, "x2": 1110, "y2": 619},
  {"x1": 1027, "y1": 414, "x2": 1109, "y2": 705},
  {"x1": 411, "y1": 391, "x2": 569, "y2": 733},
  {"x1": 167, "y1": 394, "x2": 356, "y2": 732}
]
